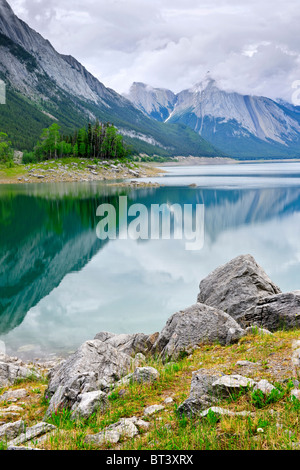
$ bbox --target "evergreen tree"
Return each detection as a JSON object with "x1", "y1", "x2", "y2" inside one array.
[
  {"x1": 31, "y1": 121, "x2": 129, "y2": 161},
  {"x1": 0, "y1": 132, "x2": 13, "y2": 162}
]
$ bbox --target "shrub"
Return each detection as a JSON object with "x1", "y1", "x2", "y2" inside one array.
[{"x1": 22, "y1": 151, "x2": 37, "y2": 164}]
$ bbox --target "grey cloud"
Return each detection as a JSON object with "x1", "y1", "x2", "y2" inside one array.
[{"x1": 8, "y1": 0, "x2": 300, "y2": 101}]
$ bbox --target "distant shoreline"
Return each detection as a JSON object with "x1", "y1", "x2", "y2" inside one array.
[
  {"x1": 157, "y1": 156, "x2": 300, "y2": 166},
  {"x1": 1, "y1": 157, "x2": 300, "y2": 186}
]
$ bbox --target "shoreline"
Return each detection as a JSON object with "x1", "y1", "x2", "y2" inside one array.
[
  {"x1": 1, "y1": 156, "x2": 300, "y2": 186},
  {"x1": 0, "y1": 159, "x2": 165, "y2": 187}
]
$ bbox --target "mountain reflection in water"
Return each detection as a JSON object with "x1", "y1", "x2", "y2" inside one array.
[{"x1": 0, "y1": 164, "x2": 299, "y2": 359}]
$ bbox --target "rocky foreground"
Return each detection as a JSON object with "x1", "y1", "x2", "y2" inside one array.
[
  {"x1": 0, "y1": 159, "x2": 163, "y2": 186},
  {"x1": 1, "y1": 254, "x2": 300, "y2": 450}
]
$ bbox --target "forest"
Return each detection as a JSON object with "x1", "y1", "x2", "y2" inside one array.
[{"x1": 22, "y1": 121, "x2": 131, "y2": 163}]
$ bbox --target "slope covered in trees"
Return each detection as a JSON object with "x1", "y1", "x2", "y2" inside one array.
[{"x1": 23, "y1": 122, "x2": 130, "y2": 162}]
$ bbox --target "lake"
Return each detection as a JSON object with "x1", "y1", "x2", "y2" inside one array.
[{"x1": 0, "y1": 161, "x2": 300, "y2": 360}]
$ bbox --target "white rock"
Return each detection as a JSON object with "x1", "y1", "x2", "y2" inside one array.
[
  {"x1": 71, "y1": 390, "x2": 108, "y2": 419},
  {"x1": 212, "y1": 375, "x2": 256, "y2": 396},
  {"x1": 164, "y1": 397, "x2": 174, "y2": 405},
  {"x1": 200, "y1": 407, "x2": 252, "y2": 419},
  {"x1": 143, "y1": 404, "x2": 165, "y2": 416},
  {"x1": 253, "y1": 379, "x2": 275, "y2": 395},
  {"x1": 291, "y1": 389, "x2": 300, "y2": 400}
]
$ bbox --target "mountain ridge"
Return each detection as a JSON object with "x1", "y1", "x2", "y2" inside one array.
[
  {"x1": 0, "y1": 0, "x2": 220, "y2": 158},
  {"x1": 126, "y1": 79, "x2": 300, "y2": 159}
]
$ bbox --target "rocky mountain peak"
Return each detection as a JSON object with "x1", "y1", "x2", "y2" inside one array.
[
  {"x1": 190, "y1": 76, "x2": 217, "y2": 94},
  {"x1": 125, "y1": 82, "x2": 177, "y2": 122}
]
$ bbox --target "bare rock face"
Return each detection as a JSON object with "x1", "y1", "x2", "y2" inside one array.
[
  {"x1": 45, "y1": 339, "x2": 132, "y2": 418},
  {"x1": 151, "y1": 303, "x2": 244, "y2": 361},
  {"x1": 94, "y1": 332, "x2": 159, "y2": 357},
  {"x1": 197, "y1": 254, "x2": 281, "y2": 323},
  {"x1": 239, "y1": 292, "x2": 300, "y2": 331}
]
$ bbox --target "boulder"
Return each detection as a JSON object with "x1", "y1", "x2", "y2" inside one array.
[
  {"x1": 45, "y1": 339, "x2": 132, "y2": 417},
  {"x1": 7, "y1": 446, "x2": 43, "y2": 451},
  {"x1": 0, "y1": 356, "x2": 41, "y2": 388},
  {"x1": 177, "y1": 396, "x2": 216, "y2": 418},
  {"x1": 239, "y1": 292, "x2": 300, "y2": 331},
  {"x1": 236, "y1": 360, "x2": 258, "y2": 368},
  {"x1": 0, "y1": 389, "x2": 28, "y2": 402},
  {"x1": 164, "y1": 397, "x2": 174, "y2": 405},
  {"x1": 94, "y1": 332, "x2": 159, "y2": 357},
  {"x1": 197, "y1": 255, "x2": 281, "y2": 323},
  {"x1": 85, "y1": 429, "x2": 120, "y2": 446},
  {"x1": 212, "y1": 375, "x2": 256, "y2": 397},
  {"x1": 0, "y1": 420, "x2": 25, "y2": 442},
  {"x1": 177, "y1": 369, "x2": 221, "y2": 417},
  {"x1": 85, "y1": 418, "x2": 139, "y2": 446},
  {"x1": 132, "y1": 367, "x2": 160, "y2": 384},
  {"x1": 70, "y1": 390, "x2": 109, "y2": 420},
  {"x1": 133, "y1": 353, "x2": 146, "y2": 366},
  {"x1": 253, "y1": 379, "x2": 275, "y2": 395},
  {"x1": 151, "y1": 303, "x2": 245, "y2": 361},
  {"x1": 291, "y1": 389, "x2": 300, "y2": 400},
  {"x1": 143, "y1": 404, "x2": 165, "y2": 416},
  {"x1": 7, "y1": 422, "x2": 56, "y2": 448}
]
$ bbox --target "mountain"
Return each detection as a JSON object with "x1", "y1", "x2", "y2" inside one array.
[
  {"x1": 126, "y1": 78, "x2": 300, "y2": 159},
  {"x1": 123, "y1": 82, "x2": 177, "y2": 123},
  {"x1": 0, "y1": 0, "x2": 220, "y2": 158}
]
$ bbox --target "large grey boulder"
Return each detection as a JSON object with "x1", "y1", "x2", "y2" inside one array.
[
  {"x1": 45, "y1": 339, "x2": 132, "y2": 417},
  {"x1": 197, "y1": 255, "x2": 281, "y2": 323},
  {"x1": 151, "y1": 303, "x2": 245, "y2": 361},
  {"x1": 94, "y1": 332, "x2": 159, "y2": 357},
  {"x1": 177, "y1": 369, "x2": 221, "y2": 417},
  {"x1": 239, "y1": 292, "x2": 300, "y2": 331}
]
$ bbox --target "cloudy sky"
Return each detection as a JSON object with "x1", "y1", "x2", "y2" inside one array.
[{"x1": 8, "y1": 0, "x2": 300, "y2": 101}]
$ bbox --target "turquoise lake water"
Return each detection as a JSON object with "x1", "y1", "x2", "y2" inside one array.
[{"x1": 0, "y1": 161, "x2": 299, "y2": 359}]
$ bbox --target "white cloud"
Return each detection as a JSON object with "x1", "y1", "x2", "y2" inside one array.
[{"x1": 7, "y1": 0, "x2": 300, "y2": 101}]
